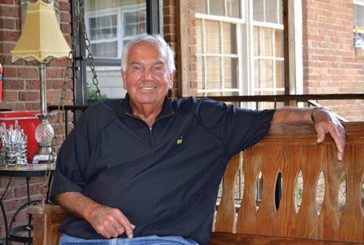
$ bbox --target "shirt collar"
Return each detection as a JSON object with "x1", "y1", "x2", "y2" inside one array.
[{"x1": 123, "y1": 93, "x2": 175, "y2": 119}]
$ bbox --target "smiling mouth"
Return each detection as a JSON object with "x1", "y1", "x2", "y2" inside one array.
[{"x1": 140, "y1": 87, "x2": 157, "y2": 90}]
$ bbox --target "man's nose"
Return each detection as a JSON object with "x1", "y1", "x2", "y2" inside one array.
[{"x1": 141, "y1": 69, "x2": 152, "y2": 80}]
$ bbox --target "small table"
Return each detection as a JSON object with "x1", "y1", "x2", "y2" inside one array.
[{"x1": 0, "y1": 163, "x2": 55, "y2": 244}]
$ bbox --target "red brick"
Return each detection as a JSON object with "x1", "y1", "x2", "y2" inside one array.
[
  {"x1": 164, "y1": 15, "x2": 176, "y2": 25},
  {"x1": 26, "y1": 80, "x2": 40, "y2": 90},
  {"x1": 6, "y1": 103, "x2": 25, "y2": 111},
  {"x1": 163, "y1": 25, "x2": 176, "y2": 33},
  {"x1": 19, "y1": 91, "x2": 39, "y2": 101},
  {"x1": 47, "y1": 90, "x2": 61, "y2": 101},
  {"x1": 0, "y1": 42, "x2": 16, "y2": 54},
  {"x1": 163, "y1": 0, "x2": 175, "y2": 6},
  {"x1": 164, "y1": 33, "x2": 177, "y2": 42},
  {"x1": 0, "y1": 18, "x2": 16, "y2": 29},
  {"x1": 59, "y1": 1, "x2": 71, "y2": 12},
  {"x1": 1, "y1": 0, "x2": 15, "y2": 3},
  {"x1": 0, "y1": 6, "x2": 20, "y2": 18},
  {"x1": 60, "y1": 12, "x2": 71, "y2": 23},
  {"x1": 60, "y1": 23, "x2": 71, "y2": 34},
  {"x1": 3, "y1": 80, "x2": 24, "y2": 90},
  {"x1": 3, "y1": 199, "x2": 23, "y2": 213},
  {"x1": 53, "y1": 80, "x2": 72, "y2": 89},
  {"x1": 3, "y1": 67, "x2": 16, "y2": 78},
  {"x1": 65, "y1": 90, "x2": 73, "y2": 100},
  {"x1": 163, "y1": 6, "x2": 176, "y2": 15},
  {"x1": 25, "y1": 102, "x2": 40, "y2": 110},
  {"x1": 18, "y1": 67, "x2": 38, "y2": 78},
  {"x1": 3, "y1": 91, "x2": 18, "y2": 102},
  {"x1": 44, "y1": 80, "x2": 53, "y2": 91},
  {"x1": 53, "y1": 58, "x2": 70, "y2": 67},
  {"x1": 46, "y1": 68, "x2": 61, "y2": 78}
]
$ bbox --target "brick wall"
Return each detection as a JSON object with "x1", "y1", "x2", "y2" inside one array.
[
  {"x1": 0, "y1": 0, "x2": 72, "y2": 238},
  {"x1": 163, "y1": 0, "x2": 179, "y2": 97},
  {"x1": 302, "y1": 0, "x2": 364, "y2": 121},
  {"x1": 163, "y1": 0, "x2": 197, "y2": 97}
]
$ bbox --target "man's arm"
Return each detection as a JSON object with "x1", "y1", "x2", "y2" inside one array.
[
  {"x1": 54, "y1": 192, "x2": 135, "y2": 238},
  {"x1": 272, "y1": 107, "x2": 346, "y2": 161}
]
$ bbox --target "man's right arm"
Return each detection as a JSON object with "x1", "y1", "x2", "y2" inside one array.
[{"x1": 54, "y1": 192, "x2": 135, "y2": 238}]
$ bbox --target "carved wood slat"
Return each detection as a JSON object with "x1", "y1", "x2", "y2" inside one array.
[
  {"x1": 236, "y1": 147, "x2": 261, "y2": 234},
  {"x1": 318, "y1": 144, "x2": 343, "y2": 240},
  {"x1": 339, "y1": 145, "x2": 364, "y2": 241},
  {"x1": 295, "y1": 145, "x2": 322, "y2": 239},
  {"x1": 215, "y1": 123, "x2": 364, "y2": 244},
  {"x1": 215, "y1": 153, "x2": 240, "y2": 232},
  {"x1": 255, "y1": 145, "x2": 280, "y2": 236},
  {"x1": 275, "y1": 145, "x2": 301, "y2": 237}
]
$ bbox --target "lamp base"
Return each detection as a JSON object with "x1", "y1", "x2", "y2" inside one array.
[{"x1": 32, "y1": 145, "x2": 56, "y2": 164}]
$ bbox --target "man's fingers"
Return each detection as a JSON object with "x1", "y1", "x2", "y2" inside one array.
[
  {"x1": 113, "y1": 209, "x2": 135, "y2": 238},
  {"x1": 315, "y1": 121, "x2": 346, "y2": 162},
  {"x1": 88, "y1": 206, "x2": 135, "y2": 239},
  {"x1": 329, "y1": 124, "x2": 345, "y2": 161},
  {"x1": 316, "y1": 126, "x2": 326, "y2": 144}
]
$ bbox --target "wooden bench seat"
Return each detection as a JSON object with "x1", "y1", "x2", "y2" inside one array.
[
  {"x1": 211, "y1": 122, "x2": 364, "y2": 244},
  {"x1": 29, "y1": 122, "x2": 364, "y2": 244},
  {"x1": 210, "y1": 232, "x2": 364, "y2": 244}
]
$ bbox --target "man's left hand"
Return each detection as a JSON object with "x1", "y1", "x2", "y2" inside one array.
[{"x1": 312, "y1": 108, "x2": 346, "y2": 161}]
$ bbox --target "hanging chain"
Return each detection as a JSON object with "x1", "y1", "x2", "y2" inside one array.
[
  {"x1": 76, "y1": 0, "x2": 103, "y2": 101},
  {"x1": 56, "y1": 0, "x2": 102, "y2": 131},
  {"x1": 38, "y1": 0, "x2": 103, "y2": 204},
  {"x1": 51, "y1": 0, "x2": 103, "y2": 159}
]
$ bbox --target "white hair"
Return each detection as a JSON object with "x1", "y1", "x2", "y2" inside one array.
[{"x1": 121, "y1": 34, "x2": 176, "y2": 73}]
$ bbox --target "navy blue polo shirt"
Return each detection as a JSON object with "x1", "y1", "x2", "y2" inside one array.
[{"x1": 50, "y1": 95, "x2": 274, "y2": 245}]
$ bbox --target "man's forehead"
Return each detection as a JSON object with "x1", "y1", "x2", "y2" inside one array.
[{"x1": 128, "y1": 43, "x2": 167, "y2": 64}]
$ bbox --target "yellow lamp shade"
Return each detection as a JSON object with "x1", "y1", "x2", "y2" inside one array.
[{"x1": 11, "y1": 0, "x2": 71, "y2": 62}]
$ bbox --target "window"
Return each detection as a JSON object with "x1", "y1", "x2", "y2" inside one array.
[
  {"x1": 195, "y1": 1, "x2": 243, "y2": 96},
  {"x1": 84, "y1": 0, "x2": 148, "y2": 99},
  {"x1": 195, "y1": 0, "x2": 285, "y2": 108},
  {"x1": 88, "y1": 12, "x2": 119, "y2": 57},
  {"x1": 253, "y1": 0, "x2": 284, "y2": 97},
  {"x1": 354, "y1": 0, "x2": 364, "y2": 49}
]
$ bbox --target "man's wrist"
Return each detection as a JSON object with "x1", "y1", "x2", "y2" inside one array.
[{"x1": 311, "y1": 107, "x2": 320, "y2": 123}]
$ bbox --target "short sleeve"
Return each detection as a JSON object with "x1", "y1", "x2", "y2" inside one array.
[
  {"x1": 196, "y1": 99, "x2": 275, "y2": 156},
  {"x1": 49, "y1": 114, "x2": 91, "y2": 201},
  {"x1": 49, "y1": 101, "x2": 117, "y2": 202}
]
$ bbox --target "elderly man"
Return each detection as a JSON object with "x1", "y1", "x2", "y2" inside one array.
[{"x1": 50, "y1": 34, "x2": 345, "y2": 245}]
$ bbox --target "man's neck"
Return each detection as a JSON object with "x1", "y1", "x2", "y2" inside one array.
[{"x1": 129, "y1": 100, "x2": 163, "y2": 128}]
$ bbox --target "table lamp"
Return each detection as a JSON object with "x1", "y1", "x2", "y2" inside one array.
[{"x1": 11, "y1": 0, "x2": 70, "y2": 164}]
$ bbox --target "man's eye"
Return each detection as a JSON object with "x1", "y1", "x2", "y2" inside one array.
[
  {"x1": 132, "y1": 66, "x2": 142, "y2": 71},
  {"x1": 153, "y1": 66, "x2": 164, "y2": 73}
]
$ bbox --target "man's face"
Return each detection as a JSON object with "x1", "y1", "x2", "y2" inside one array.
[{"x1": 121, "y1": 42, "x2": 174, "y2": 109}]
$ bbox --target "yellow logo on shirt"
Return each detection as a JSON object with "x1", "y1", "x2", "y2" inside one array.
[{"x1": 177, "y1": 136, "x2": 183, "y2": 144}]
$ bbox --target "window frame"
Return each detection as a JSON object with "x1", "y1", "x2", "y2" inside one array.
[
  {"x1": 85, "y1": 8, "x2": 120, "y2": 60},
  {"x1": 72, "y1": 0, "x2": 161, "y2": 118},
  {"x1": 195, "y1": 13, "x2": 244, "y2": 96},
  {"x1": 195, "y1": 0, "x2": 287, "y2": 99},
  {"x1": 354, "y1": 0, "x2": 364, "y2": 34}
]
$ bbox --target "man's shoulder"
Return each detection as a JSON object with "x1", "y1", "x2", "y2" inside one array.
[
  {"x1": 86, "y1": 99, "x2": 125, "y2": 116},
  {"x1": 173, "y1": 96, "x2": 224, "y2": 114},
  {"x1": 76, "y1": 99, "x2": 125, "y2": 129}
]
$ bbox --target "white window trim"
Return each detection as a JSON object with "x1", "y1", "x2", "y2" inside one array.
[
  {"x1": 354, "y1": 0, "x2": 364, "y2": 6},
  {"x1": 85, "y1": 8, "x2": 120, "y2": 59},
  {"x1": 195, "y1": 0, "x2": 303, "y2": 101},
  {"x1": 85, "y1": 3, "x2": 146, "y2": 71},
  {"x1": 120, "y1": 3, "x2": 147, "y2": 53},
  {"x1": 289, "y1": 0, "x2": 303, "y2": 96},
  {"x1": 354, "y1": 0, "x2": 364, "y2": 34}
]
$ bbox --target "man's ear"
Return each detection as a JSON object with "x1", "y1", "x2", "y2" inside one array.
[{"x1": 168, "y1": 71, "x2": 175, "y2": 89}]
